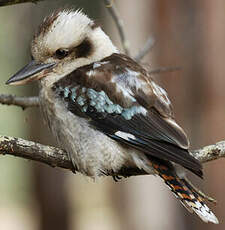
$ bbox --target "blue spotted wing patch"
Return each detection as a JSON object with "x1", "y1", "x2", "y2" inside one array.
[
  {"x1": 52, "y1": 84, "x2": 202, "y2": 177},
  {"x1": 53, "y1": 85, "x2": 146, "y2": 120}
]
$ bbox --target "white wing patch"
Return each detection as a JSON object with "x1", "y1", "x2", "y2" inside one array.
[
  {"x1": 93, "y1": 61, "x2": 109, "y2": 69},
  {"x1": 115, "y1": 131, "x2": 136, "y2": 141}
]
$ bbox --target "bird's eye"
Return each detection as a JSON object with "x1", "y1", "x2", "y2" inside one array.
[{"x1": 55, "y1": 49, "x2": 69, "y2": 59}]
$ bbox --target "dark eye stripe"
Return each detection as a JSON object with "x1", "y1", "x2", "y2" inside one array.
[{"x1": 75, "y1": 38, "x2": 92, "y2": 58}]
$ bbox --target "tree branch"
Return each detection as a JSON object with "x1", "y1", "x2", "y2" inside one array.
[
  {"x1": 0, "y1": 94, "x2": 39, "y2": 109},
  {"x1": 0, "y1": 0, "x2": 42, "y2": 7},
  {"x1": 0, "y1": 135, "x2": 73, "y2": 170},
  {"x1": 0, "y1": 135, "x2": 147, "y2": 176},
  {"x1": 148, "y1": 66, "x2": 181, "y2": 75},
  {"x1": 192, "y1": 141, "x2": 225, "y2": 163},
  {"x1": 103, "y1": 0, "x2": 130, "y2": 56},
  {"x1": 0, "y1": 135, "x2": 224, "y2": 177},
  {"x1": 134, "y1": 36, "x2": 155, "y2": 62}
]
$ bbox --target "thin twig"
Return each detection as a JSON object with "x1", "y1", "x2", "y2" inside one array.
[
  {"x1": 103, "y1": 0, "x2": 130, "y2": 55},
  {"x1": 192, "y1": 141, "x2": 225, "y2": 163},
  {"x1": 135, "y1": 36, "x2": 155, "y2": 61},
  {"x1": 0, "y1": 94, "x2": 39, "y2": 109},
  {"x1": 148, "y1": 66, "x2": 181, "y2": 75},
  {"x1": 0, "y1": 0, "x2": 42, "y2": 7},
  {"x1": 0, "y1": 135, "x2": 224, "y2": 177}
]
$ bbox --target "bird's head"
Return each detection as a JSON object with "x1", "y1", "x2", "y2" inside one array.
[{"x1": 6, "y1": 9, "x2": 118, "y2": 86}]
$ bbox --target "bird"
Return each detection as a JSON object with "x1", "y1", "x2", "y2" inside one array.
[{"x1": 6, "y1": 9, "x2": 218, "y2": 224}]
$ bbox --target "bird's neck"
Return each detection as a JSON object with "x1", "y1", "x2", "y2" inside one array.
[{"x1": 89, "y1": 27, "x2": 119, "y2": 60}]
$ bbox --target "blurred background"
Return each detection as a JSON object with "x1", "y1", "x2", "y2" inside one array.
[{"x1": 0, "y1": 0, "x2": 224, "y2": 229}]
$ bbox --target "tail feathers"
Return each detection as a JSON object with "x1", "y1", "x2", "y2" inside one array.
[{"x1": 151, "y1": 161, "x2": 219, "y2": 224}]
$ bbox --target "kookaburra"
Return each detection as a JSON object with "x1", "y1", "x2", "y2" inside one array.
[{"x1": 6, "y1": 9, "x2": 218, "y2": 223}]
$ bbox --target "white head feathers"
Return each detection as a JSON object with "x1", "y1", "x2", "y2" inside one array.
[
  {"x1": 32, "y1": 9, "x2": 118, "y2": 63},
  {"x1": 33, "y1": 9, "x2": 94, "y2": 54},
  {"x1": 46, "y1": 9, "x2": 92, "y2": 49}
]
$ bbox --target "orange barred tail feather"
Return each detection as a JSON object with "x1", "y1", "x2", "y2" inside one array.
[{"x1": 151, "y1": 160, "x2": 219, "y2": 224}]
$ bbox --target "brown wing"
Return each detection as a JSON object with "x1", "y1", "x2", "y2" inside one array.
[{"x1": 53, "y1": 53, "x2": 202, "y2": 177}]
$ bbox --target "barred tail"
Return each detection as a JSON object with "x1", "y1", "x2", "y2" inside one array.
[{"x1": 151, "y1": 160, "x2": 219, "y2": 224}]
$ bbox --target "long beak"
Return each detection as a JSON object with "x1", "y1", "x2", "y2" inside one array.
[{"x1": 6, "y1": 60, "x2": 55, "y2": 85}]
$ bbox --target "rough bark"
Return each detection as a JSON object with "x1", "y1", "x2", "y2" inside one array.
[{"x1": 0, "y1": 135, "x2": 224, "y2": 177}]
